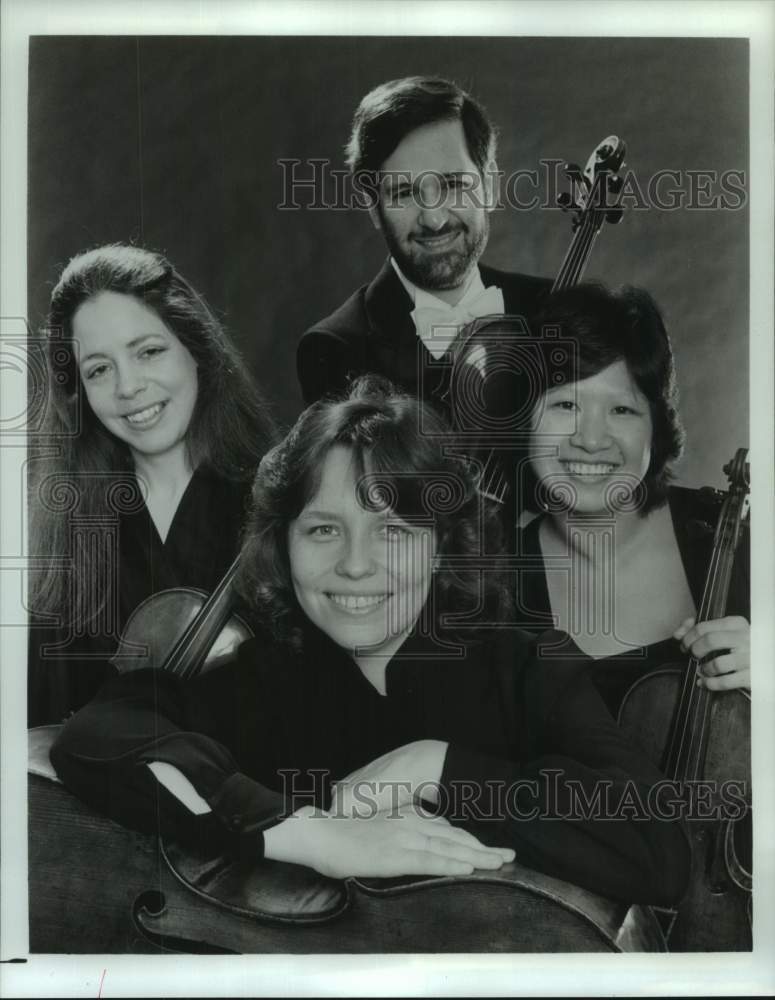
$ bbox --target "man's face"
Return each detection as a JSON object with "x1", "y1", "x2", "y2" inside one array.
[{"x1": 373, "y1": 119, "x2": 494, "y2": 292}]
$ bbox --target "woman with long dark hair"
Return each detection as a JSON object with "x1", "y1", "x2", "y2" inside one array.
[{"x1": 28, "y1": 244, "x2": 276, "y2": 723}]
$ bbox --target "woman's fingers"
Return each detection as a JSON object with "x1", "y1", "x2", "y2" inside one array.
[
  {"x1": 388, "y1": 854, "x2": 475, "y2": 877},
  {"x1": 421, "y1": 834, "x2": 512, "y2": 869},
  {"x1": 697, "y1": 666, "x2": 750, "y2": 691},
  {"x1": 677, "y1": 616, "x2": 748, "y2": 652},
  {"x1": 417, "y1": 815, "x2": 515, "y2": 861},
  {"x1": 673, "y1": 616, "x2": 696, "y2": 641},
  {"x1": 687, "y1": 632, "x2": 744, "y2": 660}
]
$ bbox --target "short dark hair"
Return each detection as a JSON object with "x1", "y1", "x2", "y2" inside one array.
[
  {"x1": 522, "y1": 283, "x2": 685, "y2": 514},
  {"x1": 345, "y1": 76, "x2": 497, "y2": 193},
  {"x1": 236, "y1": 376, "x2": 507, "y2": 641}
]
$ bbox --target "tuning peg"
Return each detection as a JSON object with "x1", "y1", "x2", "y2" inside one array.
[
  {"x1": 608, "y1": 175, "x2": 623, "y2": 194},
  {"x1": 563, "y1": 162, "x2": 583, "y2": 180},
  {"x1": 558, "y1": 191, "x2": 573, "y2": 210}
]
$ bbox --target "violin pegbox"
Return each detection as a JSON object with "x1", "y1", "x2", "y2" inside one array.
[
  {"x1": 721, "y1": 447, "x2": 751, "y2": 529},
  {"x1": 559, "y1": 135, "x2": 627, "y2": 231}
]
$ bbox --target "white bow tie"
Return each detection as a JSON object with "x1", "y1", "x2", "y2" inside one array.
[{"x1": 411, "y1": 285, "x2": 505, "y2": 358}]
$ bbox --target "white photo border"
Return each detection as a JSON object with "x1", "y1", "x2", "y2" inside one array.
[{"x1": 2, "y1": 0, "x2": 773, "y2": 996}]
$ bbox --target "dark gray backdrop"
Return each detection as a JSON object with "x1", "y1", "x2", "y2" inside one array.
[{"x1": 28, "y1": 35, "x2": 748, "y2": 488}]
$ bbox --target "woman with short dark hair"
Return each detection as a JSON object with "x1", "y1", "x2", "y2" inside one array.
[
  {"x1": 52, "y1": 378, "x2": 690, "y2": 907},
  {"x1": 515, "y1": 283, "x2": 749, "y2": 716}
]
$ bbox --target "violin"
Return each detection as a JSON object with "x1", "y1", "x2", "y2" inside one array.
[
  {"x1": 109, "y1": 554, "x2": 250, "y2": 677},
  {"x1": 617, "y1": 449, "x2": 752, "y2": 950},
  {"x1": 442, "y1": 135, "x2": 626, "y2": 506}
]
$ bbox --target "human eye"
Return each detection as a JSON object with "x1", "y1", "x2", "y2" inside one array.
[
  {"x1": 393, "y1": 185, "x2": 414, "y2": 204},
  {"x1": 83, "y1": 362, "x2": 110, "y2": 381},
  {"x1": 611, "y1": 404, "x2": 640, "y2": 416},
  {"x1": 307, "y1": 523, "x2": 339, "y2": 540},
  {"x1": 139, "y1": 344, "x2": 167, "y2": 360},
  {"x1": 549, "y1": 398, "x2": 576, "y2": 411}
]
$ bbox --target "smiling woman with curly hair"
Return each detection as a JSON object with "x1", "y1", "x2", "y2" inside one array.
[{"x1": 51, "y1": 377, "x2": 689, "y2": 915}]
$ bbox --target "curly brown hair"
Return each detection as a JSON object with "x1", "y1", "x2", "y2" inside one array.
[{"x1": 236, "y1": 376, "x2": 509, "y2": 641}]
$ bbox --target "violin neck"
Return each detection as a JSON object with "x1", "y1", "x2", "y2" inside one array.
[
  {"x1": 664, "y1": 498, "x2": 743, "y2": 782},
  {"x1": 164, "y1": 554, "x2": 243, "y2": 681}
]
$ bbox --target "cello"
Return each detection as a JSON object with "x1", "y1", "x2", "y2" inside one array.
[
  {"x1": 617, "y1": 449, "x2": 752, "y2": 950},
  {"x1": 29, "y1": 539, "x2": 667, "y2": 953}
]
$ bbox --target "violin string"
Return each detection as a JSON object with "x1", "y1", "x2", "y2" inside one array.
[
  {"x1": 166, "y1": 557, "x2": 241, "y2": 680},
  {"x1": 689, "y1": 532, "x2": 737, "y2": 781},
  {"x1": 555, "y1": 215, "x2": 595, "y2": 291},
  {"x1": 669, "y1": 500, "x2": 737, "y2": 782},
  {"x1": 555, "y1": 209, "x2": 595, "y2": 289},
  {"x1": 670, "y1": 518, "x2": 723, "y2": 781}
]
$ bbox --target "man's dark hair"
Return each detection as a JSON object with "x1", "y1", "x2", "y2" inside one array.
[{"x1": 345, "y1": 76, "x2": 497, "y2": 193}]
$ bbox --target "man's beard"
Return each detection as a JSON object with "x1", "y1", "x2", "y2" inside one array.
[{"x1": 382, "y1": 216, "x2": 489, "y2": 291}]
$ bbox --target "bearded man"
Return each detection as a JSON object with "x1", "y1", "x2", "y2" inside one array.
[{"x1": 296, "y1": 76, "x2": 550, "y2": 410}]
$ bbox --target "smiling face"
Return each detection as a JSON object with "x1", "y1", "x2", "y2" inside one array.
[
  {"x1": 373, "y1": 118, "x2": 493, "y2": 292},
  {"x1": 72, "y1": 291, "x2": 198, "y2": 467},
  {"x1": 287, "y1": 445, "x2": 436, "y2": 665},
  {"x1": 529, "y1": 360, "x2": 654, "y2": 514}
]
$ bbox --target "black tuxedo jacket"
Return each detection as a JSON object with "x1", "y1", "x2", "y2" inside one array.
[{"x1": 297, "y1": 260, "x2": 552, "y2": 405}]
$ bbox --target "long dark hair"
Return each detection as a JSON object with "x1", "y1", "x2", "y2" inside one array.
[
  {"x1": 236, "y1": 376, "x2": 507, "y2": 642},
  {"x1": 28, "y1": 243, "x2": 277, "y2": 620}
]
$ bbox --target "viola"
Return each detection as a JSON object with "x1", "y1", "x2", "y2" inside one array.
[
  {"x1": 109, "y1": 554, "x2": 250, "y2": 677},
  {"x1": 617, "y1": 449, "x2": 752, "y2": 950},
  {"x1": 442, "y1": 135, "x2": 626, "y2": 506}
]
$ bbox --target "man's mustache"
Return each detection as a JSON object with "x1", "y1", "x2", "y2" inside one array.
[{"x1": 412, "y1": 222, "x2": 466, "y2": 239}]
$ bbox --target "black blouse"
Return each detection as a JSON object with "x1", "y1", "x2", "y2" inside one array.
[
  {"x1": 51, "y1": 621, "x2": 690, "y2": 907},
  {"x1": 28, "y1": 467, "x2": 254, "y2": 725},
  {"x1": 515, "y1": 487, "x2": 750, "y2": 717}
]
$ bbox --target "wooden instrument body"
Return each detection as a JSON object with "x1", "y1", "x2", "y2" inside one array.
[
  {"x1": 29, "y1": 727, "x2": 665, "y2": 954},
  {"x1": 111, "y1": 587, "x2": 252, "y2": 675},
  {"x1": 618, "y1": 667, "x2": 752, "y2": 952}
]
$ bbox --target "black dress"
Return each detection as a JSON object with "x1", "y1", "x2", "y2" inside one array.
[
  {"x1": 28, "y1": 467, "x2": 254, "y2": 725},
  {"x1": 51, "y1": 620, "x2": 690, "y2": 907},
  {"x1": 514, "y1": 487, "x2": 750, "y2": 717}
]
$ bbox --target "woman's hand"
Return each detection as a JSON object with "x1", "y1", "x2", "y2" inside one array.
[
  {"x1": 330, "y1": 739, "x2": 447, "y2": 817},
  {"x1": 673, "y1": 615, "x2": 750, "y2": 691},
  {"x1": 264, "y1": 803, "x2": 515, "y2": 880}
]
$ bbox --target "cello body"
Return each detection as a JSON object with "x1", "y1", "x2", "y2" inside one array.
[{"x1": 29, "y1": 726, "x2": 665, "y2": 954}]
